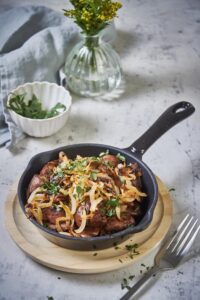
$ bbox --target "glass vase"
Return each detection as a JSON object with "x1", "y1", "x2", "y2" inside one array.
[{"x1": 64, "y1": 32, "x2": 122, "y2": 98}]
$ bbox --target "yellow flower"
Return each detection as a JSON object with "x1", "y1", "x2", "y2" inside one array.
[
  {"x1": 98, "y1": 14, "x2": 106, "y2": 21},
  {"x1": 63, "y1": 0, "x2": 122, "y2": 35},
  {"x1": 81, "y1": 8, "x2": 92, "y2": 22}
]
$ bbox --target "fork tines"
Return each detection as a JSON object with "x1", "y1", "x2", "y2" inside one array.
[{"x1": 166, "y1": 214, "x2": 200, "y2": 257}]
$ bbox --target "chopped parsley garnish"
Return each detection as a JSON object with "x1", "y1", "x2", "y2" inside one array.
[
  {"x1": 56, "y1": 171, "x2": 64, "y2": 178},
  {"x1": 99, "y1": 150, "x2": 109, "y2": 157},
  {"x1": 103, "y1": 198, "x2": 119, "y2": 217},
  {"x1": 52, "y1": 170, "x2": 65, "y2": 183},
  {"x1": 76, "y1": 185, "x2": 83, "y2": 195},
  {"x1": 81, "y1": 159, "x2": 88, "y2": 167},
  {"x1": 125, "y1": 243, "x2": 139, "y2": 251},
  {"x1": 43, "y1": 182, "x2": 60, "y2": 195},
  {"x1": 116, "y1": 153, "x2": 126, "y2": 162},
  {"x1": 106, "y1": 209, "x2": 116, "y2": 217},
  {"x1": 45, "y1": 102, "x2": 66, "y2": 118},
  {"x1": 121, "y1": 275, "x2": 136, "y2": 291},
  {"x1": 122, "y1": 278, "x2": 128, "y2": 286},
  {"x1": 67, "y1": 164, "x2": 76, "y2": 170},
  {"x1": 114, "y1": 242, "x2": 120, "y2": 250},
  {"x1": 125, "y1": 243, "x2": 140, "y2": 258},
  {"x1": 90, "y1": 156, "x2": 100, "y2": 162},
  {"x1": 107, "y1": 198, "x2": 119, "y2": 207},
  {"x1": 169, "y1": 188, "x2": 176, "y2": 192},
  {"x1": 7, "y1": 93, "x2": 66, "y2": 119},
  {"x1": 65, "y1": 158, "x2": 90, "y2": 173},
  {"x1": 52, "y1": 204, "x2": 62, "y2": 212},
  {"x1": 43, "y1": 222, "x2": 49, "y2": 228},
  {"x1": 90, "y1": 171, "x2": 98, "y2": 181},
  {"x1": 121, "y1": 278, "x2": 131, "y2": 290},
  {"x1": 103, "y1": 161, "x2": 114, "y2": 168}
]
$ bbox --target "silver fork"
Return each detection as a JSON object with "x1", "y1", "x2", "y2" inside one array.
[{"x1": 120, "y1": 214, "x2": 200, "y2": 300}]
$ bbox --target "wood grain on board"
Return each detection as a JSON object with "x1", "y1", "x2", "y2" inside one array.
[{"x1": 5, "y1": 177, "x2": 172, "y2": 274}]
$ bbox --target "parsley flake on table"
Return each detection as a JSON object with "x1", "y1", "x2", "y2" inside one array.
[
  {"x1": 125, "y1": 243, "x2": 140, "y2": 258},
  {"x1": 121, "y1": 278, "x2": 131, "y2": 290}
]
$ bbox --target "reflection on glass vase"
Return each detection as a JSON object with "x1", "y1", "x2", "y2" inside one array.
[{"x1": 64, "y1": 32, "x2": 122, "y2": 98}]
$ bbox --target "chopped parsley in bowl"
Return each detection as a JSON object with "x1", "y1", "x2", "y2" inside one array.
[
  {"x1": 7, "y1": 93, "x2": 66, "y2": 119},
  {"x1": 7, "y1": 81, "x2": 72, "y2": 137}
]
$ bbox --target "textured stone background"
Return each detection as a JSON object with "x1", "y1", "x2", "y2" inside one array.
[{"x1": 0, "y1": 0, "x2": 200, "y2": 299}]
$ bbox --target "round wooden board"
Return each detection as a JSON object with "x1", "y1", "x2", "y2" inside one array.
[{"x1": 5, "y1": 177, "x2": 172, "y2": 274}]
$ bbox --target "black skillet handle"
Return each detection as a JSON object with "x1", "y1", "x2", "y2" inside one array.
[{"x1": 124, "y1": 101, "x2": 195, "y2": 158}]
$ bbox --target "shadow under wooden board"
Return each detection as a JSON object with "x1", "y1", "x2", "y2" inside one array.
[{"x1": 5, "y1": 177, "x2": 172, "y2": 274}]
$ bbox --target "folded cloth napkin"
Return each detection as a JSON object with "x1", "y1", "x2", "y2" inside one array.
[{"x1": 0, "y1": 5, "x2": 78, "y2": 151}]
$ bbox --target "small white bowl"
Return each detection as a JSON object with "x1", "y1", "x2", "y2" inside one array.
[{"x1": 7, "y1": 82, "x2": 72, "y2": 137}]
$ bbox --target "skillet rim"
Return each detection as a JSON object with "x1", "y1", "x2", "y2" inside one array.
[{"x1": 17, "y1": 143, "x2": 158, "y2": 243}]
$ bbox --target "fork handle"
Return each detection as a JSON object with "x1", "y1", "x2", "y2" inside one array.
[{"x1": 120, "y1": 265, "x2": 160, "y2": 300}]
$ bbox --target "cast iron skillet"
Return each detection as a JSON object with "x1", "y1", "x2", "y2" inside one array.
[{"x1": 18, "y1": 101, "x2": 195, "y2": 250}]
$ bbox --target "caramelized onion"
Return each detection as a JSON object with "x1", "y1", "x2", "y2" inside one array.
[{"x1": 74, "y1": 209, "x2": 87, "y2": 233}]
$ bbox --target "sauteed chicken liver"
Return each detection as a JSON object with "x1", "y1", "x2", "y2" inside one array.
[{"x1": 25, "y1": 151, "x2": 147, "y2": 237}]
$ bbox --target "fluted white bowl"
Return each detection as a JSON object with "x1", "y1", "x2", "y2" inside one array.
[{"x1": 7, "y1": 82, "x2": 72, "y2": 137}]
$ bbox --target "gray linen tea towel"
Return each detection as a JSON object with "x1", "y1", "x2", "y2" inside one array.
[{"x1": 0, "y1": 5, "x2": 78, "y2": 151}]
